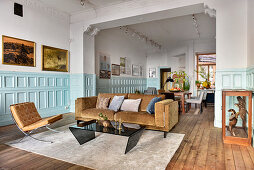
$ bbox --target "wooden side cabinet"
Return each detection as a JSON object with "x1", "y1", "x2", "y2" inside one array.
[{"x1": 222, "y1": 90, "x2": 252, "y2": 146}]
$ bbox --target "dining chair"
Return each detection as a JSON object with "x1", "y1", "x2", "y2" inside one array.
[
  {"x1": 144, "y1": 87, "x2": 157, "y2": 95},
  {"x1": 185, "y1": 90, "x2": 205, "y2": 114},
  {"x1": 10, "y1": 102, "x2": 63, "y2": 143}
]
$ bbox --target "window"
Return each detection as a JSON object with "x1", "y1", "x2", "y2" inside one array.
[{"x1": 196, "y1": 53, "x2": 216, "y2": 86}]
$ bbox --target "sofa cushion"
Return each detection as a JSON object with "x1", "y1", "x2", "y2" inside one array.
[
  {"x1": 128, "y1": 94, "x2": 165, "y2": 112},
  {"x1": 108, "y1": 96, "x2": 125, "y2": 112},
  {"x1": 81, "y1": 108, "x2": 115, "y2": 120},
  {"x1": 97, "y1": 93, "x2": 128, "y2": 105},
  {"x1": 147, "y1": 97, "x2": 162, "y2": 114},
  {"x1": 96, "y1": 97, "x2": 110, "y2": 109},
  {"x1": 120, "y1": 99, "x2": 142, "y2": 112},
  {"x1": 114, "y1": 111, "x2": 155, "y2": 126}
]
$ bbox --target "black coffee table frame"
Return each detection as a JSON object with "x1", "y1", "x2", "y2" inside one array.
[{"x1": 69, "y1": 120, "x2": 145, "y2": 154}]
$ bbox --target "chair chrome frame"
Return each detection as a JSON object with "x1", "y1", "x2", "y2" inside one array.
[{"x1": 10, "y1": 112, "x2": 60, "y2": 143}]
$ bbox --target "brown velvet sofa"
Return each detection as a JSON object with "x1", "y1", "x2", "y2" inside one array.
[{"x1": 75, "y1": 93, "x2": 178, "y2": 137}]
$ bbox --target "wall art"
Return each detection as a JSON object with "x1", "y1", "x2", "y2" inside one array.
[
  {"x1": 42, "y1": 45, "x2": 68, "y2": 72},
  {"x1": 2, "y1": 35, "x2": 35, "y2": 66}
]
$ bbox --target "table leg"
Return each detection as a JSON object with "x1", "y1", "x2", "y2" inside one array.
[
  {"x1": 187, "y1": 94, "x2": 191, "y2": 110},
  {"x1": 69, "y1": 127, "x2": 95, "y2": 145},
  {"x1": 125, "y1": 126, "x2": 145, "y2": 154},
  {"x1": 181, "y1": 94, "x2": 185, "y2": 114}
]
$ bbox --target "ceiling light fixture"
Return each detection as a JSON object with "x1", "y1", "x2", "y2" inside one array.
[
  {"x1": 192, "y1": 14, "x2": 200, "y2": 38},
  {"x1": 119, "y1": 26, "x2": 162, "y2": 50}
]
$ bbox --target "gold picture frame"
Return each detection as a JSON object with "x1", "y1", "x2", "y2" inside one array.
[
  {"x1": 2, "y1": 35, "x2": 36, "y2": 67},
  {"x1": 42, "y1": 45, "x2": 68, "y2": 72}
]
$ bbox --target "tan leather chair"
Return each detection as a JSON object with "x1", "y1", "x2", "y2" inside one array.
[{"x1": 10, "y1": 102, "x2": 63, "y2": 143}]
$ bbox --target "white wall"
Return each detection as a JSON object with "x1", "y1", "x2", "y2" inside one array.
[
  {"x1": 95, "y1": 27, "x2": 147, "y2": 77},
  {"x1": 248, "y1": 0, "x2": 254, "y2": 66},
  {"x1": 0, "y1": 0, "x2": 70, "y2": 73},
  {"x1": 214, "y1": 0, "x2": 247, "y2": 69}
]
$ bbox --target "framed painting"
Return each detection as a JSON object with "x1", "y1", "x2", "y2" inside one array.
[
  {"x1": 149, "y1": 68, "x2": 156, "y2": 78},
  {"x1": 2, "y1": 35, "x2": 35, "y2": 66},
  {"x1": 42, "y1": 45, "x2": 68, "y2": 72},
  {"x1": 132, "y1": 65, "x2": 140, "y2": 76},
  {"x1": 112, "y1": 64, "x2": 120, "y2": 76},
  {"x1": 99, "y1": 52, "x2": 111, "y2": 79},
  {"x1": 120, "y1": 57, "x2": 126, "y2": 74}
]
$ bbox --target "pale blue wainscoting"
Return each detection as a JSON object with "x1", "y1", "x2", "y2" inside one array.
[
  {"x1": 147, "y1": 78, "x2": 160, "y2": 90},
  {"x1": 0, "y1": 71, "x2": 70, "y2": 126},
  {"x1": 70, "y1": 73, "x2": 96, "y2": 112},
  {"x1": 247, "y1": 66, "x2": 254, "y2": 90},
  {"x1": 97, "y1": 76, "x2": 147, "y2": 94}
]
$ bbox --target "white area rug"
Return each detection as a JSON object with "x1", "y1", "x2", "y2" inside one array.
[{"x1": 7, "y1": 124, "x2": 184, "y2": 170}]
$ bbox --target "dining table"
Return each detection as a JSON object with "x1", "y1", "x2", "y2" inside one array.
[{"x1": 161, "y1": 91, "x2": 192, "y2": 114}]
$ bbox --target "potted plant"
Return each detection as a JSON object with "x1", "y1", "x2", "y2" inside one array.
[
  {"x1": 195, "y1": 80, "x2": 201, "y2": 88},
  {"x1": 169, "y1": 70, "x2": 189, "y2": 91},
  {"x1": 195, "y1": 67, "x2": 211, "y2": 89},
  {"x1": 98, "y1": 113, "x2": 111, "y2": 127}
]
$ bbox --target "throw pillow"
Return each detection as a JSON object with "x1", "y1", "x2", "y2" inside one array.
[
  {"x1": 108, "y1": 96, "x2": 125, "y2": 112},
  {"x1": 146, "y1": 97, "x2": 162, "y2": 114},
  {"x1": 120, "y1": 99, "x2": 142, "y2": 112},
  {"x1": 96, "y1": 97, "x2": 110, "y2": 109}
]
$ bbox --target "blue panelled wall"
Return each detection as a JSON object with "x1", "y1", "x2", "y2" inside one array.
[
  {"x1": 70, "y1": 73, "x2": 96, "y2": 112},
  {"x1": 97, "y1": 76, "x2": 147, "y2": 94},
  {"x1": 0, "y1": 71, "x2": 148, "y2": 126},
  {"x1": 0, "y1": 71, "x2": 70, "y2": 126}
]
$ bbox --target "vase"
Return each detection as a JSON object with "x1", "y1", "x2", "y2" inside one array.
[{"x1": 101, "y1": 120, "x2": 111, "y2": 127}]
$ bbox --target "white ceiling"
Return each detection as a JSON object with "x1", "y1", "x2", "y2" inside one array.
[
  {"x1": 38, "y1": 0, "x2": 132, "y2": 14},
  {"x1": 127, "y1": 13, "x2": 216, "y2": 48}
]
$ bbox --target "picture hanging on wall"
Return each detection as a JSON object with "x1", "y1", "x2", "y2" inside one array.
[
  {"x1": 112, "y1": 64, "x2": 120, "y2": 76},
  {"x1": 125, "y1": 58, "x2": 131, "y2": 75},
  {"x1": 149, "y1": 68, "x2": 156, "y2": 78},
  {"x1": 99, "y1": 52, "x2": 111, "y2": 79},
  {"x1": 132, "y1": 64, "x2": 140, "y2": 76},
  {"x1": 120, "y1": 57, "x2": 126, "y2": 74},
  {"x1": 2, "y1": 35, "x2": 35, "y2": 66},
  {"x1": 42, "y1": 45, "x2": 68, "y2": 72},
  {"x1": 140, "y1": 65, "x2": 143, "y2": 77}
]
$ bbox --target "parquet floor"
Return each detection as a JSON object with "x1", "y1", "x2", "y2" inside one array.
[{"x1": 0, "y1": 107, "x2": 254, "y2": 170}]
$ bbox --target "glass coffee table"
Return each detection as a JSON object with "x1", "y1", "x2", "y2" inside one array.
[{"x1": 69, "y1": 120, "x2": 145, "y2": 154}]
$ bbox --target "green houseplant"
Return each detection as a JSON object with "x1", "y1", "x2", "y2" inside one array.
[
  {"x1": 195, "y1": 80, "x2": 201, "y2": 88},
  {"x1": 168, "y1": 70, "x2": 189, "y2": 91}
]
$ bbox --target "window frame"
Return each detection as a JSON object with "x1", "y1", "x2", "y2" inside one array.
[{"x1": 196, "y1": 53, "x2": 216, "y2": 82}]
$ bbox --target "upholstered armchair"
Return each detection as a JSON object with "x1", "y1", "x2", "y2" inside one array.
[{"x1": 10, "y1": 102, "x2": 63, "y2": 143}]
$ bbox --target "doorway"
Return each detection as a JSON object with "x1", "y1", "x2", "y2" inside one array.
[{"x1": 160, "y1": 68, "x2": 171, "y2": 90}]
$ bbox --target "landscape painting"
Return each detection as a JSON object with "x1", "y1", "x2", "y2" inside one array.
[
  {"x1": 2, "y1": 35, "x2": 35, "y2": 66},
  {"x1": 112, "y1": 64, "x2": 120, "y2": 76},
  {"x1": 42, "y1": 45, "x2": 68, "y2": 72}
]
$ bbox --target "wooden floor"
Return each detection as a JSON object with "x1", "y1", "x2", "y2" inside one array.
[
  {"x1": 1, "y1": 107, "x2": 254, "y2": 170},
  {"x1": 167, "y1": 106, "x2": 254, "y2": 170},
  {"x1": 0, "y1": 113, "x2": 90, "y2": 170}
]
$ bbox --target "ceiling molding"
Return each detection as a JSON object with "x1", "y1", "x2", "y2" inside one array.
[
  {"x1": 84, "y1": 25, "x2": 100, "y2": 36},
  {"x1": 204, "y1": 4, "x2": 216, "y2": 18},
  {"x1": 10, "y1": 0, "x2": 70, "y2": 20}
]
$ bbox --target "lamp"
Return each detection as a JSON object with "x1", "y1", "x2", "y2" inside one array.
[{"x1": 163, "y1": 77, "x2": 174, "y2": 89}]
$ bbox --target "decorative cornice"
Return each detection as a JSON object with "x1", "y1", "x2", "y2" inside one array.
[
  {"x1": 84, "y1": 25, "x2": 100, "y2": 36},
  {"x1": 10, "y1": 0, "x2": 69, "y2": 20},
  {"x1": 204, "y1": 4, "x2": 216, "y2": 18}
]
